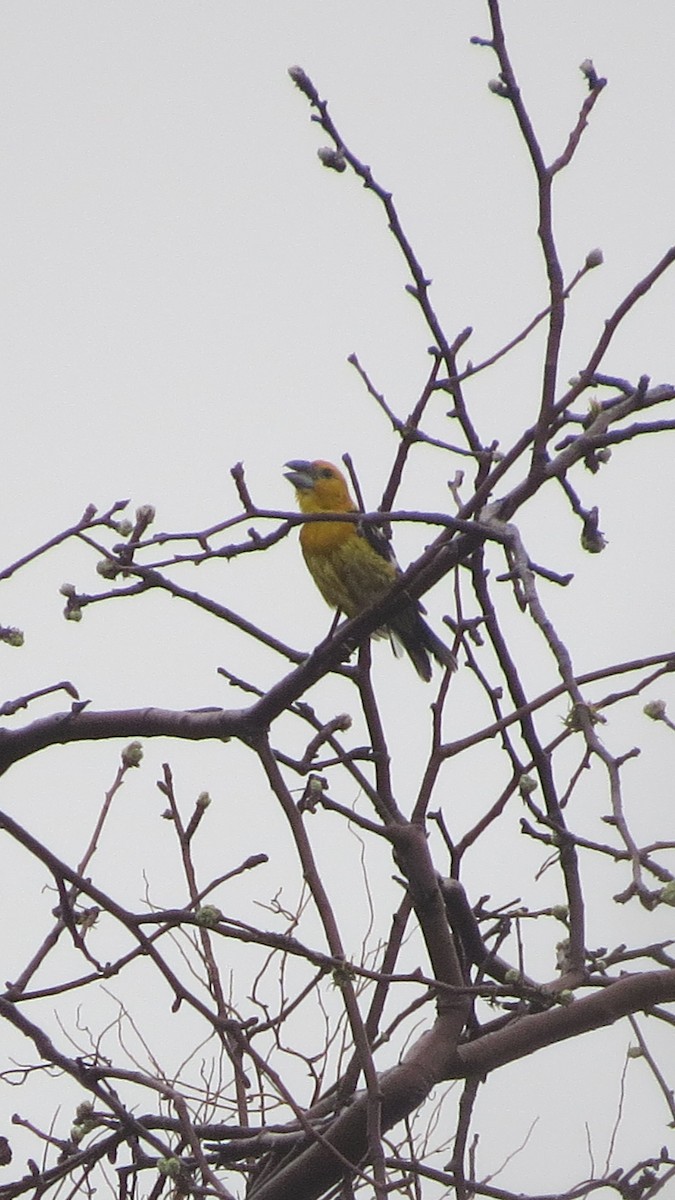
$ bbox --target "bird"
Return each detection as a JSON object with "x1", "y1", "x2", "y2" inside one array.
[{"x1": 284, "y1": 459, "x2": 456, "y2": 681}]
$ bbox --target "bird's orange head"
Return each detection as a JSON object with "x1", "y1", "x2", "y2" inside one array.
[{"x1": 284, "y1": 460, "x2": 356, "y2": 514}]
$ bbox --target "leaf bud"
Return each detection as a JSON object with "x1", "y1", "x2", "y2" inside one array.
[
  {"x1": 1, "y1": 626, "x2": 24, "y2": 647},
  {"x1": 157, "y1": 1158, "x2": 182, "y2": 1179},
  {"x1": 122, "y1": 741, "x2": 143, "y2": 768},
  {"x1": 658, "y1": 880, "x2": 675, "y2": 907},
  {"x1": 96, "y1": 558, "x2": 120, "y2": 580},
  {"x1": 585, "y1": 247, "x2": 604, "y2": 269},
  {"x1": 317, "y1": 146, "x2": 346, "y2": 172},
  {"x1": 195, "y1": 905, "x2": 223, "y2": 928},
  {"x1": 288, "y1": 66, "x2": 319, "y2": 104},
  {"x1": 579, "y1": 59, "x2": 599, "y2": 88}
]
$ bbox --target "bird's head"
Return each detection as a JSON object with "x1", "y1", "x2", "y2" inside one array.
[{"x1": 284, "y1": 460, "x2": 354, "y2": 513}]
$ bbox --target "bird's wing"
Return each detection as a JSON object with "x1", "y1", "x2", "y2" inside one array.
[
  {"x1": 359, "y1": 517, "x2": 430, "y2": 615},
  {"x1": 358, "y1": 517, "x2": 399, "y2": 570}
]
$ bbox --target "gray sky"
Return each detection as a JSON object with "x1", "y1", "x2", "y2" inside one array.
[{"x1": 1, "y1": 3, "x2": 674, "y2": 1194}]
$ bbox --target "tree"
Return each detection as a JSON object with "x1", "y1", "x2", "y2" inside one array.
[{"x1": 1, "y1": 3, "x2": 674, "y2": 1198}]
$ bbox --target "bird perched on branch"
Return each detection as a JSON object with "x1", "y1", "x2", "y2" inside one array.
[{"x1": 284, "y1": 459, "x2": 456, "y2": 681}]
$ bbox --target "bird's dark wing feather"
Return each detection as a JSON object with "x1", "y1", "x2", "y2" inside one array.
[
  {"x1": 357, "y1": 517, "x2": 456, "y2": 681},
  {"x1": 358, "y1": 518, "x2": 432, "y2": 615},
  {"x1": 358, "y1": 518, "x2": 399, "y2": 569}
]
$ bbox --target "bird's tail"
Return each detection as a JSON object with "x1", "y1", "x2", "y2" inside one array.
[{"x1": 390, "y1": 612, "x2": 456, "y2": 682}]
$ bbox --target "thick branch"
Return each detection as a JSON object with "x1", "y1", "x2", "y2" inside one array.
[
  {"x1": 245, "y1": 971, "x2": 675, "y2": 1200},
  {"x1": 453, "y1": 969, "x2": 675, "y2": 1077},
  {"x1": 247, "y1": 1009, "x2": 464, "y2": 1200}
]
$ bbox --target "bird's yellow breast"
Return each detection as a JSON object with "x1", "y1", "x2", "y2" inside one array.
[
  {"x1": 300, "y1": 527, "x2": 396, "y2": 618},
  {"x1": 299, "y1": 518, "x2": 356, "y2": 556}
]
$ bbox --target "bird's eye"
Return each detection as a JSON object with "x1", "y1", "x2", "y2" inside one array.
[{"x1": 319, "y1": 468, "x2": 333, "y2": 479}]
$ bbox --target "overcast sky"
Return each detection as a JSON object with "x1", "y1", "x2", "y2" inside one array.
[{"x1": 1, "y1": 3, "x2": 674, "y2": 1194}]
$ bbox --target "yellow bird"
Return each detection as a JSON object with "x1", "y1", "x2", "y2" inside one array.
[{"x1": 284, "y1": 459, "x2": 456, "y2": 681}]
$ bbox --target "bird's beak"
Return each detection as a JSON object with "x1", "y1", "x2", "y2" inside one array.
[{"x1": 284, "y1": 460, "x2": 314, "y2": 490}]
